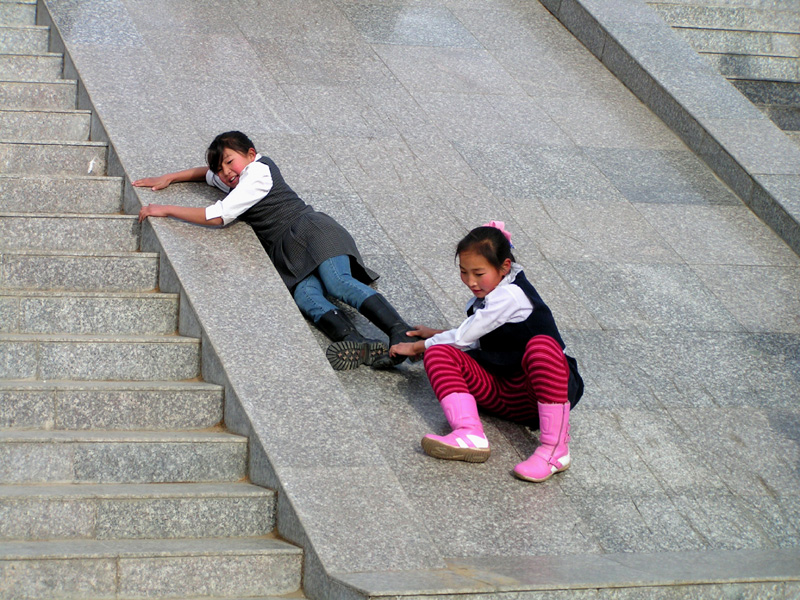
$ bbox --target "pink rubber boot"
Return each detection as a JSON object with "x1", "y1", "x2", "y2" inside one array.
[
  {"x1": 421, "y1": 392, "x2": 490, "y2": 463},
  {"x1": 514, "y1": 402, "x2": 570, "y2": 482}
]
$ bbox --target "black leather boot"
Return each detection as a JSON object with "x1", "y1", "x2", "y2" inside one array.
[
  {"x1": 358, "y1": 294, "x2": 423, "y2": 368},
  {"x1": 316, "y1": 309, "x2": 387, "y2": 371}
]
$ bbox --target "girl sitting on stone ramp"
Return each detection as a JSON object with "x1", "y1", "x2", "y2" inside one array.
[{"x1": 390, "y1": 223, "x2": 583, "y2": 482}]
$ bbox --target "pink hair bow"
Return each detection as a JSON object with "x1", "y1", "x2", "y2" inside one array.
[{"x1": 483, "y1": 220, "x2": 514, "y2": 248}]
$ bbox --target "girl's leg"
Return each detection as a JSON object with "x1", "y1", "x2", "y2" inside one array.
[
  {"x1": 292, "y1": 273, "x2": 338, "y2": 323},
  {"x1": 424, "y1": 344, "x2": 503, "y2": 401},
  {"x1": 522, "y1": 335, "x2": 570, "y2": 405},
  {"x1": 420, "y1": 345, "x2": 500, "y2": 462},
  {"x1": 293, "y1": 272, "x2": 386, "y2": 370},
  {"x1": 514, "y1": 335, "x2": 572, "y2": 483},
  {"x1": 315, "y1": 255, "x2": 377, "y2": 310},
  {"x1": 310, "y1": 254, "x2": 422, "y2": 368}
]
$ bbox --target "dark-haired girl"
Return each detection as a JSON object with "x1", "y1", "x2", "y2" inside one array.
[
  {"x1": 134, "y1": 131, "x2": 419, "y2": 370},
  {"x1": 390, "y1": 222, "x2": 583, "y2": 482}
]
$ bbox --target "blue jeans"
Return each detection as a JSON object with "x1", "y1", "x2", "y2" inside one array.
[{"x1": 293, "y1": 255, "x2": 378, "y2": 323}]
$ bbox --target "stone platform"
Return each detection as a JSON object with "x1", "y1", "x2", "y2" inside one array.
[{"x1": 36, "y1": 0, "x2": 800, "y2": 597}]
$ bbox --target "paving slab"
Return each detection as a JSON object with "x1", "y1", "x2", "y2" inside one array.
[{"x1": 37, "y1": 0, "x2": 800, "y2": 597}]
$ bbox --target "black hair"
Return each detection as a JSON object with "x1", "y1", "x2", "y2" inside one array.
[
  {"x1": 206, "y1": 131, "x2": 256, "y2": 173},
  {"x1": 455, "y1": 226, "x2": 515, "y2": 270}
]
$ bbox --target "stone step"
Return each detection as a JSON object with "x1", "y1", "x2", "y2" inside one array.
[
  {"x1": 732, "y1": 77, "x2": 800, "y2": 105},
  {"x1": 0, "y1": 290, "x2": 179, "y2": 335},
  {"x1": 0, "y1": 482, "x2": 275, "y2": 541},
  {"x1": 759, "y1": 102, "x2": 800, "y2": 129},
  {"x1": 705, "y1": 52, "x2": 800, "y2": 81},
  {"x1": 0, "y1": 1, "x2": 36, "y2": 27},
  {"x1": 0, "y1": 212, "x2": 140, "y2": 252},
  {"x1": 0, "y1": 25, "x2": 49, "y2": 53},
  {"x1": 695, "y1": 0, "x2": 800, "y2": 8},
  {"x1": 0, "y1": 333, "x2": 201, "y2": 380},
  {"x1": 0, "y1": 108, "x2": 91, "y2": 141},
  {"x1": 0, "y1": 249, "x2": 158, "y2": 292},
  {"x1": 649, "y1": 3, "x2": 800, "y2": 33},
  {"x1": 675, "y1": 26, "x2": 800, "y2": 58},
  {"x1": 0, "y1": 174, "x2": 123, "y2": 213},
  {"x1": 0, "y1": 51, "x2": 62, "y2": 81},
  {"x1": 0, "y1": 139, "x2": 107, "y2": 176},
  {"x1": 0, "y1": 537, "x2": 302, "y2": 599},
  {"x1": 0, "y1": 379, "x2": 223, "y2": 430},
  {"x1": 0, "y1": 79, "x2": 76, "y2": 110},
  {"x1": 0, "y1": 430, "x2": 248, "y2": 484},
  {"x1": 703, "y1": 54, "x2": 800, "y2": 83}
]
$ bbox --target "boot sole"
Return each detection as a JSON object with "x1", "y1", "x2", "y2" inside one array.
[
  {"x1": 421, "y1": 437, "x2": 490, "y2": 463},
  {"x1": 326, "y1": 340, "x2": 387, "y2": 371},
  {"x1": 513, "y1": 462, "x2": 570, "y2": 483}
]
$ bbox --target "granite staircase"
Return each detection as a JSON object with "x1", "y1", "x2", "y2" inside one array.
[
  {"x1": 0, "y1": 1, "x2": 303, "y2": 598},
  {"x1": 648, "y1": 0, "x2": 800, "y2": 143}
]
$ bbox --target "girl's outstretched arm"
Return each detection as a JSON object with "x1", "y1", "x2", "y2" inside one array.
[
  {"x1": 138, "y1": 203, "x2": 222, "y2": 226},
  {"x1": 133, "y1": 167, "x2": 209, "y2": 191}
]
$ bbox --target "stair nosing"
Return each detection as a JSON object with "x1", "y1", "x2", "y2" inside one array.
[
  {"x1": 0, "y1": 249, "x2": 157, "y2": 257},
  {"x1": 0, "y1": 332, "x2": 200, "y2": 343},
  {"x1": 0, "y1": 537, "x2": 301, "y2": 560},
  {"x1": 0, "y1": 107, "x2": 92, "y2": 115},
  {"x1": 0, "y1": 378, "x2": 220, "y2": 390},
  {"x1": 0, "y1": 290, "x2": 178, "y2": 298},
  {"x1": 0, "y1": 138, "x2": 107, "y2": 147},
  {"x1": 0, "y1": 212, "x2": 137, "y2": 219},
  {"x1": 0, "y1": 430, "x2": 247, "y2": 443},
  {"x1": 0, "y1": 173, "x2": 123, "y2": 181},
  {"x1": 0, "y1": 482, "x2": 272, "y2": 499}
]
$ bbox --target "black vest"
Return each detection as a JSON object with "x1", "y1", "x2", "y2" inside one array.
[
  {"x1": 235, "y1": 156, "x2": 312, "y2": 252},
  {"x1": 467, "y1": 270, "x2": 583, "y2": 406}
]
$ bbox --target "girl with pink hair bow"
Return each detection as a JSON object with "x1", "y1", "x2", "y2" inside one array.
[{"x1": 391, "y1": 222, "x2": 583, "y2": 482}]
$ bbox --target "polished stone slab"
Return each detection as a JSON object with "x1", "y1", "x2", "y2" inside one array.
[
  {"x1": 636, "y1": 204, "x2": 800, "y2": 266},
  {"x1": 546, "y1": 0, "x2": 800, "y2": 257},
  {"x1": 334, "y1": 549, "x2": 800, "y2": 596}
]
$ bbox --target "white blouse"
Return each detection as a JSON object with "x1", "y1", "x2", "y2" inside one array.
[
  {"x1": 204, "y1": 154, "x2": 274, "y2": 225},
  {"x1": 425, "y1": 263, "x2": 533, "y2": 351}
]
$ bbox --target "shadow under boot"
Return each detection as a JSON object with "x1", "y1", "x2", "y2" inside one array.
[
  {"x1": 358, "y1": 294, "x2": 423, "y2": 369},
  {"x1": 316, "y1": 309, "x2": 387, "y2": 371}
]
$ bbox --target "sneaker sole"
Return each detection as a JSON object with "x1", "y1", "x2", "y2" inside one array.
[
  {"x1": 326, "y1": 340, "x2": 387, "y2": 371},
  {"x1": 421, "y1": 436, "x2": 490, "y2": 463}
]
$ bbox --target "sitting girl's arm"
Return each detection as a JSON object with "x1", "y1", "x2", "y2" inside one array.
[
  {"x1": 389, "y1": 325, "x2": 444, "y2": 357},
  {"x1": 390, "y1": 339, "x2": 426, "y2": 358},
  {"x1": 408, "y1": 325, "x2": 444, "y2": 339},
  {"x1": 133, "y1": 167, "x2": 209, "y2": 191}
]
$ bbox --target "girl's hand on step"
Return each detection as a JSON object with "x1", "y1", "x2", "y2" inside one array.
[
  {"x1": 138, "y1": 203, "x2": 172, "y2": 222},
  {"x1": 133, "y1": 175, "x2": 172, "y2": 191}
]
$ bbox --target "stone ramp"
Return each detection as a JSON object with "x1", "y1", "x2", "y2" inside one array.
[
  {"x1": 33, "y1": 0, "x2": 800, "y2": 598},
  {"x1": 0, "y1": 1, "x2": 304, "y2": 598}
]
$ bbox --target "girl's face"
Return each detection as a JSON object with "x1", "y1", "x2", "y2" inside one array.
[
  {"x1": 218, "y1": 147, "x2": 256, "y2": 188},
  {"x1": 459, "y1": 250, "x2": 511, "y2": 299}
]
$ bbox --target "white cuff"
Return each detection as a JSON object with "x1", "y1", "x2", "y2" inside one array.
[{"x1": 205, "y1": 201, "x2": 224, "y2": 222}]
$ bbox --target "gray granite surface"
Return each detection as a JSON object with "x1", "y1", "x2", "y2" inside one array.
[{"x1": 38, "y1": 0, "x2": 800, "y2": 596}]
